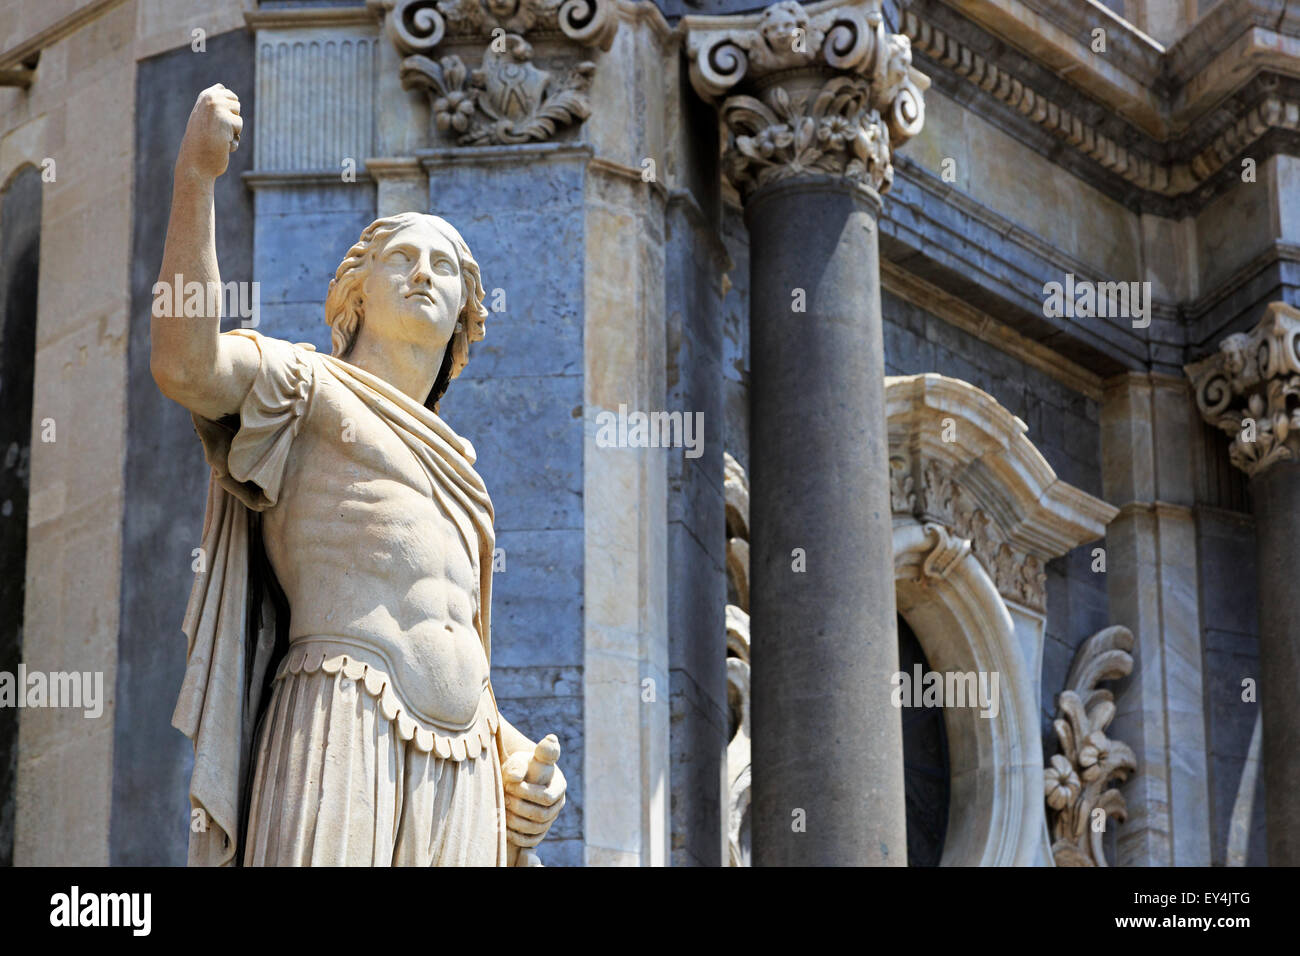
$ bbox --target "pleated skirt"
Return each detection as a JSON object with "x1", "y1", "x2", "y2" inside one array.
[{"x1": 242, "y1": 664, "x2": 507, "y2": 866}]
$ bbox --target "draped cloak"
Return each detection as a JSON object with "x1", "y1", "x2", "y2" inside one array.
[{"x1": 170, "y1": 329, "x2": 499, "y2": 867}]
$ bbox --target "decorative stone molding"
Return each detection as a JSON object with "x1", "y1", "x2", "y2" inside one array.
[
  {"x1": 892, "y1": 518, "x2": 1046, "y2": 865},
  {"x1": 684, "y1": 0, "x2": 928, "y2": 199},
  {"x1": 253, "y1": 33, "x2": 380, "y2": 172},
  {"x1": 918, "y1": 522, "x2": 970, "y2": 581},
  {"x1": 906, "y1": 458, "x2": 1048, "y2": 608},
  {"x1": 723, "y1": 452, "x2": 751, "y2": 867},
  {"x1": 886, "y1": 374, "x2": 1116, "y2": 613},
  {"x1": 1185, "y1": 302, "x2": 1300, "y2": 478},
  {"x1": 370, "y1": 0, "x2": 618, "y2": 146},
  {"x1": 1045, "y1": 625, "x2": 1137, "y2": 867},
  {"x1": 902, "y1": 9, "x2": 1300, "y2": 202}
]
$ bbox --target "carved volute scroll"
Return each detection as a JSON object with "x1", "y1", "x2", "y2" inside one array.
[
  {"x1": 1185, "y1": 302, "x2": 1300, "y2": 478},
  {"x1": 370, "y1": 0, "x2": 618, "y2": 146},
  {"x1": 684, "y1": 0, "x2": 928, "y2": 199}
]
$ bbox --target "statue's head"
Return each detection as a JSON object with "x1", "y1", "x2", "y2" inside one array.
[{"x1": 325, "y1": 212, "x2": 488, "y2": 411}]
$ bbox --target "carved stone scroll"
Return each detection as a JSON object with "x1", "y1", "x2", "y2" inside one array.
[
  {"x1": 684, "y1": 1, "x2": 928, "y2": 200},
  {"x1": 372, "y1": 0, "x2": 618, "y2": 146},
  {"x1": 1044, "y1": 626, "x2": 1137, "y2": 867},
  {"x1": 1186, "y1": 302, "x2": 1300, "y2": 478}
]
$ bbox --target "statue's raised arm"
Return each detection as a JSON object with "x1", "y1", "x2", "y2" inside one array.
[{"x1": 150, "y1": 83, "x2": 259, "y2": 421}]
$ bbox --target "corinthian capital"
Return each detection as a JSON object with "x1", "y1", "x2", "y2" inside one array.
[
  {"x1": 1186, "y1": 302, "x2": 1300, "y2": 478},
  {"x1": 683, "y1": 0, "x2": 928, "y2": 199}
]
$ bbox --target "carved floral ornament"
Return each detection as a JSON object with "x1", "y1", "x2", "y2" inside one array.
[
  {"x1": 1044, "y1": 626, "x2": 1136, "y2": 867},
  {"x1": 685, "y1": 0, "x2": 928, "y2": 198},
  {"x1": 892, "y1": 456, "x2": 1048, "y2": 610},
  {"x1": 1186, "y1": 302, "x2": 1300, "y2": 478},
  {"x1": 370, "y1": 0, "x2": 618, "y2": 146}
]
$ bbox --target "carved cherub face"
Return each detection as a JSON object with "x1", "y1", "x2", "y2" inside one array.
[
  {"x1": 484, "y1": 0, "x2": 519, "y2": 21},
  {"x1": 360, "y1": 219, "x2": 465, "y2": 352},
  {"x1": 760, "y1": 1, "x2": 807, "y2": 54}
]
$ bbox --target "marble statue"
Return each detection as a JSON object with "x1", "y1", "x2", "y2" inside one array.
[{"x1": 151, "y1": 84, "x2": 566, "y2": 866}]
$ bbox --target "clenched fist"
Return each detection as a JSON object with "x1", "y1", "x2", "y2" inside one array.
[{"x1": 176, "y1": 84, "x2": 242, "y2": 183}]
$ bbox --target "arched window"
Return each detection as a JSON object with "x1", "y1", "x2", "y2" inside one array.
[{"x1": 900, "y1": 614, "x2": 950, "y2": 866}]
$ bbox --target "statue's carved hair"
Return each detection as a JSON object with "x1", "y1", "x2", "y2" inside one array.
[{"x1": 324, "y1": 212, "x2": 488, "y2": 412}]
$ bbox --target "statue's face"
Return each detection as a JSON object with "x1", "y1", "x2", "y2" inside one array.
[{"x1": 360, "y1": 218, "x2": 464, "y2": 352}]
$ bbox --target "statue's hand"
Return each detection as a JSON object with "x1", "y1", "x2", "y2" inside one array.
[
  {"x1": 176, "y1": 84, "x2": 242, "y2": 182},
  {"x1": 502, "y1": 750, "x2": 566, "y2": 849}
]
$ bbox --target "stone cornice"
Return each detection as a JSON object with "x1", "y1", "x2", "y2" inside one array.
[
  {"x1": 878, "y1": 0, "x2": 1300, "y2": 217},
  {"x1": 943, "y1": 0, "x2": 1300, "y2": 135},
  {"x1": 885, "y1": 372, "x2": 1117, "y2": 611},
  {"x1": 244, "y1": 7, "x2": 379, "y2": 30},
  {"x1": 415, "y1": 139, "x2": 594, "y2": 165},
  {"x1": 904, "y1": 6, "x2": 1300, "y2": 206},
  {"x1": 1185, "y1": 302, "x2": 1300, "y2": 478},
  {"x1": 1113, "y1": 499, "x2": 1196, "y2": 520},
  {"x1": 1185, "y1": 239, "x2": 1300, "y2": 352},
  {"x1": 242, "y1": 169, "x2": 377, "y2": 187},
  {"x1": 0, "y1": 0, "x2": 128, "y2": 70},
  {"x1": 1165, "y1": 0, "x2": 1300, "y2": 117},
  {"x1": 944, "y1": 0, "x2": 1165, "y2": 131},
  {"x1": 885, "y1": 155, "x2": 1148, "y2": 374}
]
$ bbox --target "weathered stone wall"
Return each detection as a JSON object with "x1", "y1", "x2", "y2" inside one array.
[
  {"x1": 0, "y1": 165, "x2": 41, "y2": 869},
  {"x1": 428, "y1": 149, "x2": 590, "y2": 868},
  {"x1": 0, "y1": 0, "x2": 248, "y2": 868},
  {"x1": 1197, "y1": 504, "x2": 1267, "y2": 865},
  {"x1": 663, "y1": 51, "x2": 730, "y2": 867},
  {"x1": 113, "y1": 27, "x2": 256, "y2": 866}
]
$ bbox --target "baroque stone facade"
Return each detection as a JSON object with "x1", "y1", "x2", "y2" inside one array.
[{"x1": 0, "y1": 0, "x2": 1287, "y2": 867}]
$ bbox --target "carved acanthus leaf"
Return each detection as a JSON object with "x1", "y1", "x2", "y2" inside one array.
[
  {"x1": 377, "y1": 0, "x2": 616, "y2": 146},
  {"x1": 1045, "y1": 626, "x2": 1136, "y2": 867},
  {"x1": 889, "y1": 455, "x2": 915, "y2": 513},
  {"x1": 721, "y1": 76, "x2": 896, "y2": 199},
  {"x1": 1186, "y1": 302, "x2": 1300, "y2": 478},
  {"x1": 686, "y1": 1, "x2": 926, "y2": 199},
  {"x1": 895, "y1": 458, "x2": 1047, "y2": 611}
]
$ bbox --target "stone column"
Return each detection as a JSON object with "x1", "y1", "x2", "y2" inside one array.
[
  {"x1": 685, "y1": 1, "x2": 928, "y2": 865},
  {"x1": 1187, "y1": 302, "x2": 1300, "y2": 865}
]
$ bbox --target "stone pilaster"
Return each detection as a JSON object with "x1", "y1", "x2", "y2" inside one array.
[
  {"x1": 684, "y1": 0, "x2": 927, "y2": 866},
  {"x1": 1186, "y1": 301, "x2": 1300, "y2": 865},
  {"x1": 1100, "y1": 373, "x2": 1212, "y2": 866}
]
